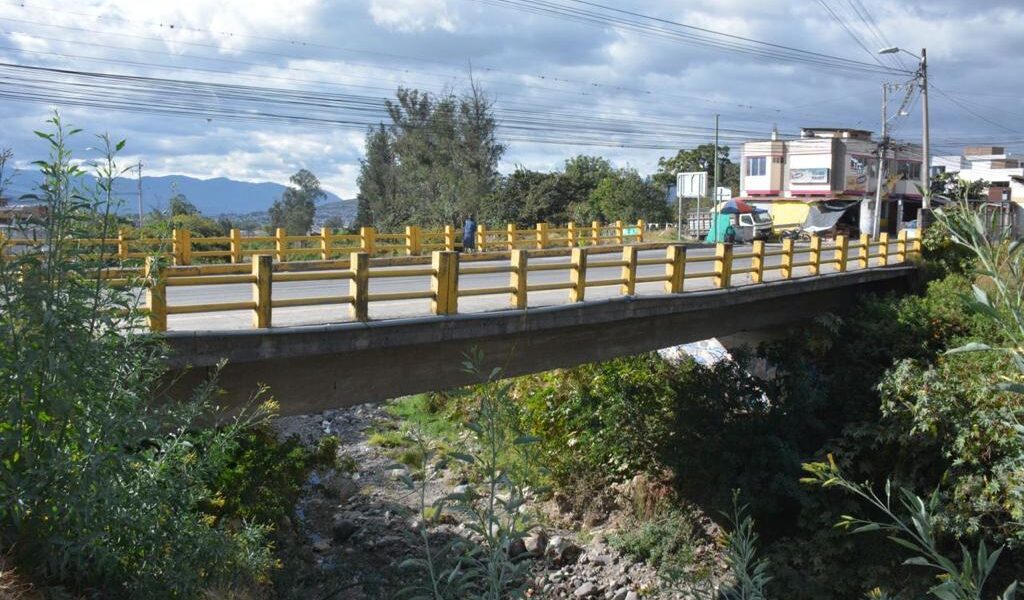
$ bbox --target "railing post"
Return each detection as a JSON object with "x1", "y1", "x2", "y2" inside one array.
[
  {"x1": 444, "y1": 225, "x2": 455, "y2": 252},
  {"x1": 506, "y1": 223, "x2": 515, "y2": 251},
  {"x1": 878, "y1": 232, "x2": 890, "y2": 266},
  {"x1": 570, "y1": 247, "x2": 588, "y2": 302},
  {"x1": 858, "y1": 233, "x2": 871, "y2": 269},
  {"x1": 349, "y1": 251, "x2": 369, "y2": 321},
  {"x1": 621, "y1": 245, "x2": 638, "y2": 295},
  {"x1": 591, "y1": 220, "x2": 601, "y2": 246},
  {"x1": 319, "y1": 227, "x2": 331, "y2": 260},
  {"x1": 117, "y1": 228, "x2": 128, "y2": 261},
  {"x1": 252, "y1": 254, "x2": 272, "y2": 329},
  {"x1": 171, "y1": 229, "x2": 181, "y2": 265},
  {"x1": 615, "y1": 220, "x2": 624, "y2": 245},
  {"x1": 912, "y1": 229, "x2": 922, "y2": 259},
  {"x1": 835, "y1": 234, "x2": 849, "y2": 273},
  {"x1": 275, "y1": 227, "x2": 287, "y2": 263},
  {"x1": 407, "y1": 225, "x2": 421, "y2": 256},
  {"x1": 180, "y1": 229, "x2": 192, "y2": 265},
  {"x1": 477, "y1": 224, "x2": 487, "y2": 252},
  {"x1": 230, "y1": 228, "x2": 242, "y2": 264},
  {"x1": 535, "y1": 222, "x2": 548, "y2": 250},
  {"x1": 636, "y1": 219, "x2": 645, "y2": 243},
  {"x1": 567, "y1": 221, "x2": 577, "y2": 247},
  {"x1": 751, "y1": 240, "x2": 765, "y2": 284},
  {"x1": 714, "y1": 243, "x2": 733, "y2": 288},
  {"x1": 360, "y1": 226, "x2": 376, "y2": 255},
  {"x1": 511, "y1": 249, "x2": 528, "y2": 309},
  {"x1": 781, "y1": 238, "x2": 794, "y2": 279},
  {"x1": 897, "y1": 229, "x2": 908, "y2": 263},
  {"x1": 144, "y1": 257, "x2": 167, "y2": 332},
  {"x1": 808, "y1": 234, "x2": 822, "y2": 276},
  {"x1": 665, "y1": 244, "x2": 686, "y2": 293},
  {"x1": 431, "y1": 251, "x2": 458, "y2": 315}
]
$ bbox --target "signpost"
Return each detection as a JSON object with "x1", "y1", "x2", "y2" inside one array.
[{"x1": 677, "y1": 171, "x2": 707, "y2": 241}]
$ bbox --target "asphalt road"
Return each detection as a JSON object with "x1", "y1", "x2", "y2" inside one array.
[{"x1": 161, "y1": 241, "x2": 900, "y2": 331}]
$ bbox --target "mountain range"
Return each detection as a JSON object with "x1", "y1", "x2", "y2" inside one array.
[{"x1": 3, "y1": 172, "x2": 350, "y2": 217}]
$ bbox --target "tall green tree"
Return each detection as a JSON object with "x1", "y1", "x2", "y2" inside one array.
[
  {"x1": 268, "y1": 169, "x2": 324, "y2": 235},
  {"x1": 654, "y1": 144, "x2": 740, "y2": 195},
  {"x1": 358, "y1": 84, "x2": 506, "y2": 229},
  {"x1": 589, "y1": 169, "x2": 670, "y2": 222},
  {"x1": 455, "y1": 78, "x2": 505, "y2": 219},
  {"x1": 354, "y1": 124, "x2": 398, "y2": 230}
]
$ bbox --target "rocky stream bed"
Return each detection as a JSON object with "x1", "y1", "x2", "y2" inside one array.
[{"x1": 271, "y1": 401, "x2": 723, "y2": 600}]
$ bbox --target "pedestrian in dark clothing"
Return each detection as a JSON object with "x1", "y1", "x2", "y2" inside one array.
[
  {"x1": 724, "y1": 223, "x2": 736, "y2": 244},
  {"x1": 462, "y1": 216, "x2": 477, "y2": 253}
]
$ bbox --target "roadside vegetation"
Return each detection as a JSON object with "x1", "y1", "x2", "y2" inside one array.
[
  {"x1": 383, "y1": 202, "x2": 1023, "y2": 598},
  {"x1": 0, "y1": 116, "x2": 338, "y2": 598}
]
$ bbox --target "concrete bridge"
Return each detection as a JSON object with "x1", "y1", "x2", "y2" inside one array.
[{"x1": 160, "y1": 232, "x2": 920, "y2": 415}]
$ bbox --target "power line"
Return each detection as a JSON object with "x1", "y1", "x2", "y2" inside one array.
[{"x1": 470, "y1": 0, "x2": 909, "y2": 76}]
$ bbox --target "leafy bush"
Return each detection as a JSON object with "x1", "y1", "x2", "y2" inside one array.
[{"x1": 0, "y1": 116, "x2": 289, "y2": 598}]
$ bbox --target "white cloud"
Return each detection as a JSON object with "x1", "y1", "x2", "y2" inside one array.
[{"x1": 368, "y1": 0, "x2": 457, "y2": 32}]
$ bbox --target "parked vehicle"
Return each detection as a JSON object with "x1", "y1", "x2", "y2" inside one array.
[
  {"x1": 735, "y1": 211, "x2": 773, "y2": 242},
  {"x1": 780, "y1": 226, "x2": 812, "y2": 242}
]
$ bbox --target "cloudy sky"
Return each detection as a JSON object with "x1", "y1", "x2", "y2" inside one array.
[{"x1": 1, "y1": 0, "x2": 1021, "y2": 199}]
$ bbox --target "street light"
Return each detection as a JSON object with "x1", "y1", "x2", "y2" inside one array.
[{"x1": 879, "y1": 46, "x2": 930, "y2": 210}]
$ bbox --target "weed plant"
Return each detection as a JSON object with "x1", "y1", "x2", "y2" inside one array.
[{"x1": 0, "y1": 116, "x2": 286, "y2": 598}]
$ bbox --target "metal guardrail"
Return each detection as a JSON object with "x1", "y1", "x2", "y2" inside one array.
[{"x1": 140, "y1": 230, "x2": 920, "y2": 332}]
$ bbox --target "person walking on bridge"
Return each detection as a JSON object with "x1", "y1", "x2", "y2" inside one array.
[{"x1": 462, "y1": 215, "x2": 477, "y2": 253}]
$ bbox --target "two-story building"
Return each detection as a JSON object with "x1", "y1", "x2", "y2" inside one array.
[{"x1": 739, "y1": 127, "x2": 923, "y2": 235}]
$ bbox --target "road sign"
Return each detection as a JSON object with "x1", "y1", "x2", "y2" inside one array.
[
  {"x1": 715, "y1": 187, "x2": 732, "y2": 201},
  {"x1": 677, "y1": 171, "x2": 707, "y2": 198}
]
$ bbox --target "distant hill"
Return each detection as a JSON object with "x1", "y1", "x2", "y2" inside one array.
[{"x1": 3, "y1": 171, "x2": 346, "y2": 216}]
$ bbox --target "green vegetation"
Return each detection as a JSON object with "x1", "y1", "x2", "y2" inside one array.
[
  {"x1": 0, "y1": 116, "x2": 336, "y2": 598},
  {"x1": 269, "y1": 168, "x2": 325, "y2": 235},
  {"x1": 357, "y1": 84, "x2": 678, "y2": 230},
  {"x1": 389, "y1": 201, "x2": 1023, "y2": 597},
  {"x1": 400, "y1": 356, "x2": 538, "y2": 600}
]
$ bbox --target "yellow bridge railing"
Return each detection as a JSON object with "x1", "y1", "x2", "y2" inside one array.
[
  {"x1": 138, "y1": 229, "x2": 920, "y2": 332},
  {"x1": 0, "y1": 219, "x2": 646, "y2": 266}
]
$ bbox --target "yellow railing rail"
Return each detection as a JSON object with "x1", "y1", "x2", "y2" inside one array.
[
  {"x1": 0, "y1": 220, "x2": 646, "y2": 265},
  {"x1": 138, "y1": 228, "x2": 921, "y2": 332}
]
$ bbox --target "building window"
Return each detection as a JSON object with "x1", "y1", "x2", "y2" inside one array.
[
  {"x1": 747, "y1": 156, "x2": 766, "y2": 177},
  {"x1": 897, "y1": 160, "x2": 921, "y2": 180}
]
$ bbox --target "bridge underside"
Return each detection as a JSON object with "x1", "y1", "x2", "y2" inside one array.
[{"x1": 164, "y1": 267, "x2": 917, "y2": 416}]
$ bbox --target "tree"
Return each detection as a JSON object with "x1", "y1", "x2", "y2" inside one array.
[
  {"x1": 455, "y1": 77, "x2": 505, "y2": 219},
  {"x1": 354, "y1": 124, "x2": 398, "y2": 230},
  {"x1": 268, "y1": 169, "x2": 324, "y2": 235},
  {"x1": 358, "y1": 84, "x2": 506, "y2": 229},
  {"x1": 589, "y1": 169, "x2": 670, "y2": 223},
  {"x1": 930, "y1": 172, "x2": 988, "y2": 200},
  {"x1": 168, "y1": 193, "x2": 198, "y2": 216},
  {"x1": 654, "y1": 144, "x2": 740, "y2": 195}
]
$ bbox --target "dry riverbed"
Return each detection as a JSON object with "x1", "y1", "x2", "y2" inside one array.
[{"x1": 271, "y1": 401, "x2": 724, "y2": 600}]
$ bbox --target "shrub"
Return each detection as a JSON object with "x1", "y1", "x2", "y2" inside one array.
[{"x1": 0, "y1": 116, "x2": 281, "y2": 598}]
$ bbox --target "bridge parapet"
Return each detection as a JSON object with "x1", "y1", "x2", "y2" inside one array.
[{"x1": 137, "y1": 229, "x2": 918, "y2": 332}]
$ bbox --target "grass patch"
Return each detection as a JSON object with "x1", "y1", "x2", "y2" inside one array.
[{"x1": 609, "y1": 510, "x2": 709, "y2": 580}]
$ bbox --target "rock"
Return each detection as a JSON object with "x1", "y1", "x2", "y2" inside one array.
[
  {"x1": 525, "y1": 530, "x2": 548, "y2": 556},
  {"x1": 312, "y1": 538, "x2": 332, "y2": 553},
  {"x1": 573, "y1": 582, "x2": 599, "y2": 598},
  {"x1": 625, "y1": 592, "x2": 640, "y2": 600},
  {"x1": 546, "y1": 535, "x2": 582, "y2": 566},
  {"x1": 611, "y1": 588, "x2": 628, "y2": 600},
  {"x1": 508, "y1": 537, "x2": 528, "y2": 560},
  {"x1": 319, "y1": 470, "x2": 358, "y2": 500},
  {"x1": 331, "y1": 517, "x2": 358, "y2": 543}
]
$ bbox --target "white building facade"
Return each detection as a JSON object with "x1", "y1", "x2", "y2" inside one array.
[{"x1": 740, "y1": 128, "x2": 923, "y2": 235}]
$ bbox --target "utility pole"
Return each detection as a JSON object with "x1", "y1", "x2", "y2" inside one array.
[
  {"x1": 872, "y1": 84, "x2": 889, "y2": 240},
  {"x1": 712, "y1": 114, "x2": 720, "y2": 238},
  {"x1": 920, "y1": 47, "x2": 930, "y2": 209},
  {"x1": 136, "y1": 160, "x2": 144, "y2": 228}
]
